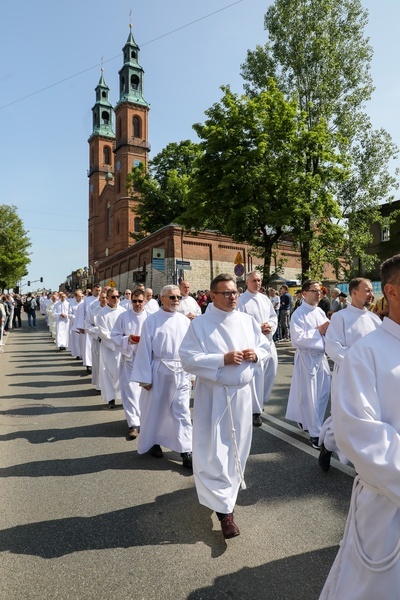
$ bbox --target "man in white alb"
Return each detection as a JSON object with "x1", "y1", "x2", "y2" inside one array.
[
  {"x1": 96, "y1": 288, "x2": 126, "y2": 409},
  {"x1": 73, "y1": 284, "x2": 102, "y2": 373},
  {"x1": 52, "y1": 292, "x2": 70, "y2": 351},
  {"x1": 180, "y1": 274, "x2": 270, "y2": 539},
  {"x1": 285, "y1": 280, "x2": 330, "y2": 449},
  {"x1": 320, "y1": 256, "x2": 400, "y2": 599},
  {"x1": 177, "y1": 280, "x2": 201, "y2": 320},
  {"x1": 85, "y1": 291, "x2": 108, "y2": 391},
  {"x1": 132, "y1": 285, "x2": 192, "y2": 469},
  {"x1": 144, "y1": 288, "x2": 159, "y2": 314},
  {"x1": 318, "y1": 277, "x2": 381, "y2": 471},
  {"x1": 238, "y1": 270, "x2": 277, "y2": 426},
  {"x1": 111, "y1": 288, "x2": 148, "y2": 439}
]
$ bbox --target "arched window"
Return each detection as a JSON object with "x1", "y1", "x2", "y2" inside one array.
[
  {"x1": 103, "y1": 146, "x2": 111, "y2": 165},
  {"x1": 133, "y1": 116, "x2": 141, "y2": 138},
  {"x1": 131, "y1": 74, "x2": 139, "y2": 90},
  {"x1": 134, "y1": 217, "x2": 141, "y2": 233}
]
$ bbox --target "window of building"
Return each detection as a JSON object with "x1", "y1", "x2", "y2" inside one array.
[
  {"x1": 134, "y1": 217, "x2": 141, "y2": 232},
  {"x1": 103, "y1": 146, "x2": 111, "y2": 165},
  {"x1": 133, "y1": 116, "x2": 141, "y2": 138},
  {"x1": 101, "y1": 110, "x2": 109, "y2": 126},
  {"x1": 381, "y1": 227, "x2": 390, "y2": 242},
  {"x1": 131, "y1": 74, "x2": 139, "y2": 90},
  {"x1": 106, "y1": 204, "x2": 111, "y2": 239}
]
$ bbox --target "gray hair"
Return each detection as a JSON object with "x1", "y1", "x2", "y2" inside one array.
[{"x1": 160, "y1": 284, "x2": 179, "y2": 297}]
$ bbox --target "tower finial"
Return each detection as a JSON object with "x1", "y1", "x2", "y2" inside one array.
[{"x1": 129, "y1": 9, "x2": 132, "y2": 29}]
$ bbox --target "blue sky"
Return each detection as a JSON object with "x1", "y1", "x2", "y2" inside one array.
[{"x1": 1, "y1": 0, "x2": 399, "y2": 292}]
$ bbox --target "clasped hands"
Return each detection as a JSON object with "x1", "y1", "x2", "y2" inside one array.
[{"x1": 224, "y1": 349, "x2": 257, "y2": 365}]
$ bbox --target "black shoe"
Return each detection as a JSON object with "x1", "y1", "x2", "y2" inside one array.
[
  {"x1": 318, "y1": 444, "x2": 332, "y2": 472},
  {"x1": 252, "y1": 413, "x2": 262, "y2": 427},
  {"x1": 297, "y1": 422, "x2": 309, "y2": 433},
  {"x1": 86, "y1": 366, "x2": 92, "y2": 374},
  {"x1": 310, "y1": 437, "x2": 321, "y2": 450},
  {"x1": 181, "y1": 452, "x2": 193, "y2": 469},
  {"x1": 150, "y1": 444, "x2": 163, "y2": 458},
  {"x1": 108, "y1": 400, "x2": 116, "y2": 409}
]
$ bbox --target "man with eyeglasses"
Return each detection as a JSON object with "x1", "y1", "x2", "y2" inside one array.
[
  {"x1": 96, "y1": 287, "x2": 126, "y2": 409},
  {"x1": 238, "y1": 270, "x2": 278, "y2": 427},
  {"x1": 132, "y1": 285, "x2": 192, "y2": 469},
  {"x1": 285, "y1": 280, "x2": 331, "y2": 449},
  {"x1": 180, "y1": 273, "x2": 270, "y2": 539},
  {"x1": 85, "y1": 291, "x2": 108, "y2": 392},
  {"x1": 111, "y1": 288, "x2": 148, "y2": 439}
]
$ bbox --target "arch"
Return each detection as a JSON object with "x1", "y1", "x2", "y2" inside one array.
[
  {"x1": 101, "y1": 110, "x2": 110, "y2": 125},
  {"x1": 133, "y1": 115, "x2": 141, "y2": 138},
  {"x1": 131, "y1": 74, "x2": 139, "y2": 90}
]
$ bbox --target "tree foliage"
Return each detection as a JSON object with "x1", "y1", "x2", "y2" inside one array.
[
  {"x1": 179, "y1": 81, "x2": 346, "y2": 283},
  {"x1": 127, "y1": 140, "x2": 201, "y2": 239},
  {"x1": 0, "y1": 204, "x2": 31, "y2": 290},
  {"x1": 241, "y1": 0, "x2": 399, "y2": 279}
]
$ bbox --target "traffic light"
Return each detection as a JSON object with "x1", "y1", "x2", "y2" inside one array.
[
  {"x1": 28, "y1": 281, "x2": 30, "y2": 286},
  {"x1": 40, "y1": 277, "x2": 43, "y2": 283}
]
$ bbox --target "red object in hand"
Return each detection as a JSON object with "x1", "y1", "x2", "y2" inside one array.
[{"x1": 131, "y1": 335, "x2": 140, "y2": 343}]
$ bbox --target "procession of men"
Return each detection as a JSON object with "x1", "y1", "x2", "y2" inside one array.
[{"x1": 7, "y1": 253, "x2": 400, "y2": 574}]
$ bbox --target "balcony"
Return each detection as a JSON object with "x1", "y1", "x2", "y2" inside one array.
[{"x1": 114, "y1": 137, "x2": 151, "y2": 152}]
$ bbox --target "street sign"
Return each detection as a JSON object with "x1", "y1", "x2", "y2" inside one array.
[
  {"x1": 176, "y1": 260, "x2": 191, "y2": 266},
  {"x1": 107, "y1": 278, "x2": 116, "y2": 287},
  {"x1": 234, "y1": 263, "x2": 245, "y2": 277},
  {"x1": 234, "y1": 252, "x2": 244, "y2": 265}
]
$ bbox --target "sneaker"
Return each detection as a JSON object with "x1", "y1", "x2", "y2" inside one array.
[
  {"x1": 150, "y1": 444, "x2": 164, "y2": 458},
  {"x1": 318, "y1": 444, "x2": 332, "y2": 472},
  {"x1": 297, "y1": 422, "x2": 309, "y2": 433},
  {"x1": 181, "y1": 452, "x2": 193, "y2": 469},
  {"x1": 252, "y1": 413, "x2": 262, "y2": 427},
  {"x1": 310, "y1": 437, "x2": 321, "y2": 450}
]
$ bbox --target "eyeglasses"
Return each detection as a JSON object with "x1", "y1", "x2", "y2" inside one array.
[
  {"x1": 125, "y1": 293, "x2": 131, "y2": 296},
  {"x1": 213, "y1": 291, "x2": 238, "y2": 298},
  {"x1": 307, "y1": 289, "x2": 322, "y2": 293},
  {"x1": 167, "y1": 295, "x2": 182, "y2": 300},
  {"x1": 132, "y1": 299, "x2": 144, "y2": 304},
  {"x1": 110, "y1": 295, "x2": 120, "y2": 299}
]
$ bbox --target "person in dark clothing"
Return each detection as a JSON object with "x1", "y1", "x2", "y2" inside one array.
[
  {"x1": 318, "y1": 286, "x2": 330, "y2": 317},
  {"x1": 12, "y1": 295, "x2": 22, "y2": 328},
  {"x1": 279, "y1": 285, "x2": 292, "y2": 340}
]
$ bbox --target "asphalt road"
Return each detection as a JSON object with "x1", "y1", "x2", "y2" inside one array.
[{"x1": 0, "y1": 315, "x2": 354, "y2": 600}]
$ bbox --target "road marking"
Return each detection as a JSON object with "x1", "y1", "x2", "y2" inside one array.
[{"x1": 261, "y1": 413, "x2": 356, "y2": 477}]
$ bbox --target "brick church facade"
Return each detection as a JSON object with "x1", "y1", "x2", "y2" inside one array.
[{"x1": 86, "y1": 26, "x2": 302, "y2": 293}]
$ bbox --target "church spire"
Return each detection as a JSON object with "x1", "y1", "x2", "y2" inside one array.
[
  {"x1": 89, "y1": 68, "x2": 115, "y2": 139},
  {"x1": 117, "y1": 24, "x2": 148, "y2": 107}
]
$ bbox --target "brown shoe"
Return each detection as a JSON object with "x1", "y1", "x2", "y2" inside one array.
[
  {"x1": 128, "y1": 427, "x2": 139, "y2": 440},
  {"x1": 220, "y1": 513, "x2": 240, "y2": 539}
]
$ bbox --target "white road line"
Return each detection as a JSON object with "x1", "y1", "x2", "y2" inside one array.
[{"x1": 261, "y1": 414, "x2": 356, "y2": 477}]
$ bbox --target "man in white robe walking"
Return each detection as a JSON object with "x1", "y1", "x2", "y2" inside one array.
[
  {"x1": 132, "y1": 285, "x2": 192, "y2": 469},
  {"x1": 74, "y1": 284, "x2": 102, "y2": 374},
  {"x1": 285, "y1": 280, "x2": 331, "y2": 449},
  {"x1": 144, "y1": 288, "x2": 159, "y2": 314},
  {"x1": 238, "y1": 270, "x2": 278, "y2": 427},
  {"x1": 180, "y1": 273, "x2": 270, "y2": 539},
  {"x1": 320, "y1": 255, "x2": 400, "y2": 599},
  {"x1": 111, "y1": 288, "x2": 148, "y2": 439},
  {"x1": 176, "y1": 280, "x2": 201, "y2": 320},
  {"x1": 97, "y1": 288, "x2": 126, "y2": 409},
  {"x1": 318, "y1": 277, "x2": 381, "y2": 471},
  {"x1": 52, "y1": 292, "x2": 70, "y2": 350},
  {"x1": 85, "y1": 291, "x2": 108, "y2": 391}
]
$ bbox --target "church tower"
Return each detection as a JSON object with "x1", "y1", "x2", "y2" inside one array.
[
  {"x1": 88, "y1": 25, "x2": 150, "y2": 268},
  {"x1": 88, "y1": 70, "x2": 115, "y2": 266},
  {"x1": 113, "y1": 24, "x2": 150, "y2": 253}
]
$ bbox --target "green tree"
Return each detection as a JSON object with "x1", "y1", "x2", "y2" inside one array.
[
  {"x1": 127, "y1": 140, "x2": 201, "y2": 239},
  {"x1": 241, "y1": 0, "x2": 398, "y2": 279},
  {"x1": 0, "y1": 205, "x2": 31, "y2": 290},
  {"x1": 179, "y1": 82, "x2": 345, "y2": 283}
]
